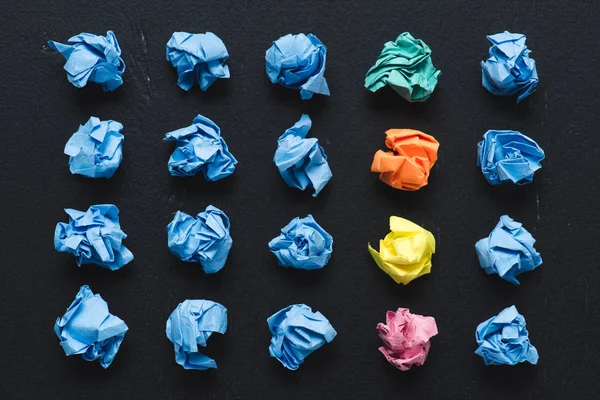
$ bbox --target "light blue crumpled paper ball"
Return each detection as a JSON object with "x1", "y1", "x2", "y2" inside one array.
[
  {"x1": 481, "y1": 31, "x2": 538, "y2": 103},
  {"x1": 48, "y1": 30, "x2": 125, "y2": 92},
  {"x1": 268, "y1": 214, "x2": 333, "y2": 270},
  {"x1": 164, "y1": 114, "x2": 237, "y2": 181},
  {"x1": 267, "y1": 304, "x2": 336, "y2": 370},
  {"x1": 166, "y1": 205, "x2": 232, "y2": 274},
  {"x1": 265, "y1": 33, "x2": 330, "y2": 100},
  {"x1": 54, "y1": 285, "x2": 128, "y2": 368},
  {"x1": 166, "y1": 31, "x2": 230, "y2": 91},
  {"x1": 166, "y1": 299, "x2": 228, "y2": 370},
  {"x1": 54, "y1": 204, "x2": 134, "y2": 270},
  {"x1": 475, "y1": 215, "x2": 542, "y2": 285},
  {"x1": 274, "y1": 114, "x2": 332, "y2": 196},
  {"x1": 477, "y1": 130, "x2": 544, "y2": 185},
  {"x1": 475, "y1": 305, "x2": 539, "y2": 366},
  {"x1": 64, "y1": 116, "x2": 124, "y2": 179}
]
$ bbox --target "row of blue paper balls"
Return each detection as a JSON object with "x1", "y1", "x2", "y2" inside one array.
[
  {"x1": 55, "y1": 286, "x2": 538, "y2": 370},
  {"x1": 48, "y1": 30, "x2": 539, "y2": 103}
]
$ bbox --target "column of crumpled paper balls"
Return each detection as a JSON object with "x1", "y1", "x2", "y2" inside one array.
[
  {"x1": 368, "y1": 216, "x2": 436, "y2": 285},
  {"x1": 371, "y1": 129, "x2": 439, "y2": 190}
]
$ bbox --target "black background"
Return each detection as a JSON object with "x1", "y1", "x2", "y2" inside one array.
[{"x1": 1, "y1": 0, "x2": 598, "y2": 399}]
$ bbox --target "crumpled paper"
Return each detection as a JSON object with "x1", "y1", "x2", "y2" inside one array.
[
  {"x1": 164, "y1": 114, "x2": 237, "y2": 181},
  {"x1": 477, "y1": 130, "x2": 544, "y2": 185},
  {"x1": 166, "y1": 300, "x2": 228, "y2": 370},
  {"x1": 54, "y1": 285, "x2": 128, "y2": 368},
  {"x1": 481, "y1": 32, "x2": 538, "y2": 103},
  {"x1": 166, "y1": 205, "x2": 232, "y2": 274},
  {"x1": 265, "y1": 33, "x2": 330, "y2": 100},
  {"x1": 166, "y1": 32, "x2": 230, "y2": 91},
  {"x1": 274, "y1": 114, "x2": 332, "y2": 196},
  {"x1": 371, "y1": 129, "x2": 439, "y2": 190},
  {"x1": 365, "y1": 32, "x2": 441, "y2": 102},
  {"x1": 475, "y1": 305, "x2": 539, "y2": 366},
  {"x1": 48, "y1": 31, "x2": 125, "y2": 91},
  {"x1": 64, "y1": 116, "x2": 124, "y2": 179},
  {"x1": 475, "y1": 215, "x2": 542, "y2": 285},
  {"x1": 267, "y1": 304, "x2": 336, "y2": 370},
  {"x1": 377, "y1": 307, "x2": 438, "y2": 371},
  {"x1": 54, "y1": 204, "x2": 134, "y2": 270},
  {"x1": 268, "y1": 214, "x2": 333, "y2": 270},
  {"x1": 368, "y1": 216, "x2": 435, "y2": 285}
]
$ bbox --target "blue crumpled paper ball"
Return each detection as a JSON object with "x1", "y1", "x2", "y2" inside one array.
[
  {"x1": 166, "y1": 205, "x2": 232, "y2": 274},
  {"x1": 64, "y1": 116, "x2": 124, "y2": 179},
  {"x1": 267, "y1": 304, "x2": 336, "y2": 370},
  {"x1": 265, "y1": 33, "x2": 330, "y2": 100},
  {"x1": 166, "y1": 32, "x2": 230, "y2": 91},
  {"x1": 477, "y1": 130, "x2": 544, "y2": 185},
  {"x1": 268, "y1": 214, "x2": 333, "y2": 270},
  {"x1": 475, "y1": 215, "x2": 542, "y2": 285},
  {"x1": 54, "y1": 204, "x2": 134, "y2": 270},
  {"x1": 54, "y1": 285, "x2": 128, "y2": 368},
  {"x1": 166, "y1": 299, "x2": 228, "y2": 370},
  {"x1": 475, "y1": 305, "x2": 539, "y2": 366},
  {"x1": 48, "y1": 31, "x2": 125, "y2": 92},
  {"x1": 274, "y1": 114, "x2": 332, "y2": 196},
  {"x1": 164, "y1": 114, "x2": 237, "y2": 181},
  {"x1": 481, "y1": 31, "x2": 538, "y2": 103}
]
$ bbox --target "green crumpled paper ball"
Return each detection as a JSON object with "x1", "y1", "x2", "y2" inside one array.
[{"x1": 365, "y1": 32, "x2": 441, "y2": 102}]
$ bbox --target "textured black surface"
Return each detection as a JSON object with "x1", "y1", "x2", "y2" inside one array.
[{"x1": 1, "y1": 1, "x2": 599, "y2": 399}]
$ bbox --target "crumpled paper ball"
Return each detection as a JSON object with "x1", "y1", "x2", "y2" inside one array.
[
  {"x1": 268, "y1": 214, "x2": 333, "y2": 270},
  {"x1": 371, "y1": 129, "x2": 439, "y2": 190},
  {"x1": 54, "y1": 285, "x2": 128, "y2": 368},
  {"x1": 475, "y1": 305, "x2": 539, "y2": 366},
  {"x1": 265, "y1": 33, "x2": 330, "y2": 100},
  {"x1": 267, "y1": 304, "x2": 336, "y2": 370},
  {"x1": 377, "y1": 307, "x2": 438, "y2": 371},
  {"x1": 481, "y1": 32, "x2": 538, "y2": 103},
  {"x1": 365, "y1": 32, "x2": 441, "y2": 102},
  {"x1": 477, "y1": 130, "x2": 545, "y2": 185},
  {"x1": 166, "y1": 32, "x2": 230, "y2": 91},
  {"x1": 54, "y1": 204, "x2": 134, "y2": 270},
  {"x1": 274, "y1": 114, "x2": 332, "y2": 197},
  {"x1": 476, "y1": 215, "x2": 542, "y2": 285},
  {"x1": 166, "y1": 205, "x2": 232, "y2": 274},
  {"x1": 64, "y1": 116, "x2": 124, "y2": 179},
  {"x1": 368, "y1": 216, "x2": 436, "y2": 285},
  {"x1": 166, "y1": 300, "x2": 228, "y2": 370},
  {"x1": 48, "y1": 30, "x2": 125, "y2": 91},
  {"x1": 164, "y1": 114, "x2": 237, "y2": 181}
]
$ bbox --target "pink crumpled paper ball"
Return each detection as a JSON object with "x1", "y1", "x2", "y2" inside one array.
[{"x1": 377, "y1": 307, "x2": 438, "y2": 371}]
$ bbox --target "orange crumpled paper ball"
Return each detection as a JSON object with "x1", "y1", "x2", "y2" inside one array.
[{"x1": 371, "y1": 129, "x2": 439, "y2": 190}]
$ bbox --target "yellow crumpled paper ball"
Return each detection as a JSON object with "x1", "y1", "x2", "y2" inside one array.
[{"x1": 368, "y1": 216, "x2": 436, "y2": 284}]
